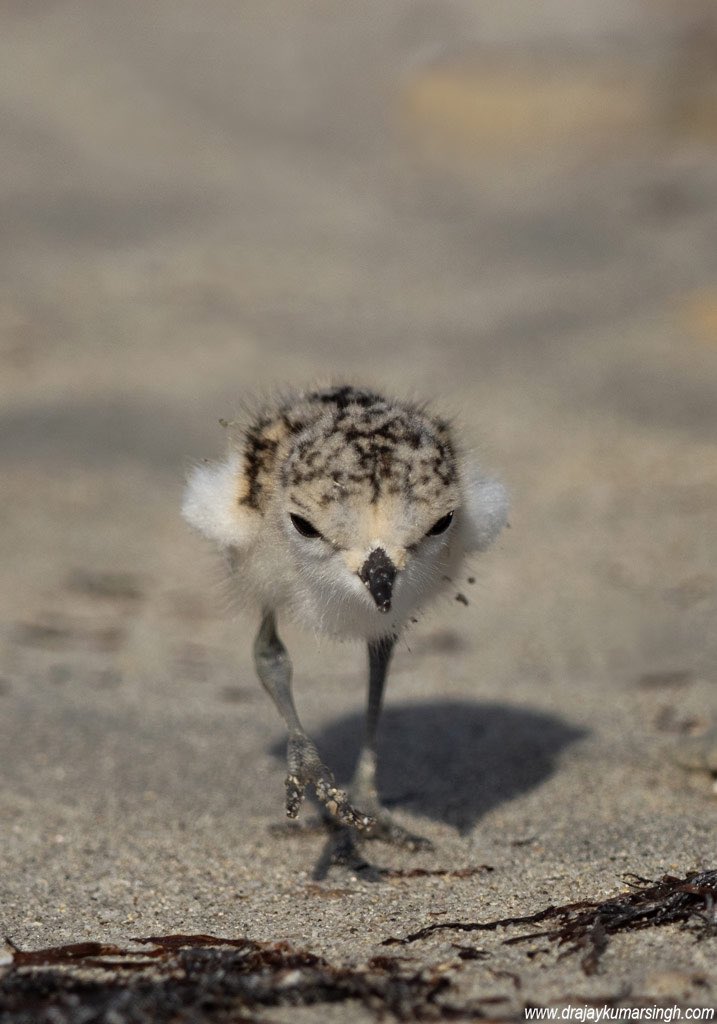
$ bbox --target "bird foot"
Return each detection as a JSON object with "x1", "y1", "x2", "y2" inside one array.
[{"x1": 285, "y1": 734, "x2": 374, "y2": 831}]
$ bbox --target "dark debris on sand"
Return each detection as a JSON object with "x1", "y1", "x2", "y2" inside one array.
[
  {"x1": 0, "y1": 932, "x2": 497, "y2": 1024},
  {"x1": 383, "y1": 869, "x2": 717, "y2": 975},
  {"x1": 4, "y1": 872, "x2": 714, "y2": 1021}
]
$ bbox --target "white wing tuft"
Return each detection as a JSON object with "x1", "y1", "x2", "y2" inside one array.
[
  {"x1": 460, "y1": 464, "x2": 509, "y2": 552},
  {"x1": 182, "y1": 456, "x2": 256, "y2": 549}
]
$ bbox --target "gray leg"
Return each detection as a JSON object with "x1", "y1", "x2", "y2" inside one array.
[
  {"x1": 350, "y1": 635, "x2": 433, "y2": 851},
  {"x1": 351, "y1": 635, "x2": 394, "y2": 805},
  {"x1": 253, "y1": 610, "x2": 373, "y2": 830},
  {"x1": 315, "y1": 634, "x2": 432, "y2": 878}
]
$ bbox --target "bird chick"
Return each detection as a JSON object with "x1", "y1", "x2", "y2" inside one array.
[{"x1": 182, "y1": 384, "x2": 508, "y2": 853}]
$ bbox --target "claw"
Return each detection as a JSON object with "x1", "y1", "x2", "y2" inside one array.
[{"x1": 285, "y1": 774, "x2": 305, "y2": 818}]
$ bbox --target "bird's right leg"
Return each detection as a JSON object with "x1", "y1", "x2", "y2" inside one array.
[{"x1": 253, "y1": 610, "x2": 374, "y2": 831}]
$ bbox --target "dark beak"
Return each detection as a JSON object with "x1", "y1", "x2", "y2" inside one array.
[{"x1": 358, "y1": 547, "x2": 397, "y2": 613}]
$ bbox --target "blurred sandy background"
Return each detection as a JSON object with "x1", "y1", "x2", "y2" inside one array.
[{"x1": 1, "y1": 1, "x2": 716, "y2": 1013}]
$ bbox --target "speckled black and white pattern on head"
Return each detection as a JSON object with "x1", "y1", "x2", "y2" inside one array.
[{"x1": 238, "y1": 385, "x2": 459, "y2": 513}]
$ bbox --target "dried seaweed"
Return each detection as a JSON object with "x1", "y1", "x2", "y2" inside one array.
[
  {"x1": 383, "y1": 869, "x2": 717, "y2": 974},
  {"x1": 382, "y1": 904, "x2": 564, "y2": 947},
  {"x1": 0, "y1": 932, "x2": 492, "y2": 1023}
]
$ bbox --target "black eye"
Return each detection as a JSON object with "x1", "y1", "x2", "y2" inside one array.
[
  {"x1": 426, "y1": 511, "x2": 454, "y2": 537},
  {"x1": 290, "y1": 513, "x2": 323, "y2": 539}
]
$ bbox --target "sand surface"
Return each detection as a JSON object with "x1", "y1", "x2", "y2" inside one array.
[{"x1": 1, "y1": 2, "x2": 716, "y2": 1016}]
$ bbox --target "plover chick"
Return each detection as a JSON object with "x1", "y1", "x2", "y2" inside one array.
[{"x1": 182, "y1": 384, "x2": 508, "y2": 856}]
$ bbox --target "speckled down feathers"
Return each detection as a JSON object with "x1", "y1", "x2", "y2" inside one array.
[{"x1": 237, "y1": 385, "x2": 458, "y2": 514}]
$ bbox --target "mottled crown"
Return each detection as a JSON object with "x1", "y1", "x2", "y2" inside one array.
[{"x1": 237, "y1": 385, "x2": 459, "y2": 513}]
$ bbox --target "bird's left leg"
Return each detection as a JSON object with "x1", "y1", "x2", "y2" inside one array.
[{"x1": 349, "y1": 635, "x2": 433, "y2": 851}]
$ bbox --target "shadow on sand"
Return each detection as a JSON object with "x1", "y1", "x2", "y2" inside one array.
[{"x1": 272, "y1": 699, "x2": 587, "y2": 835}]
